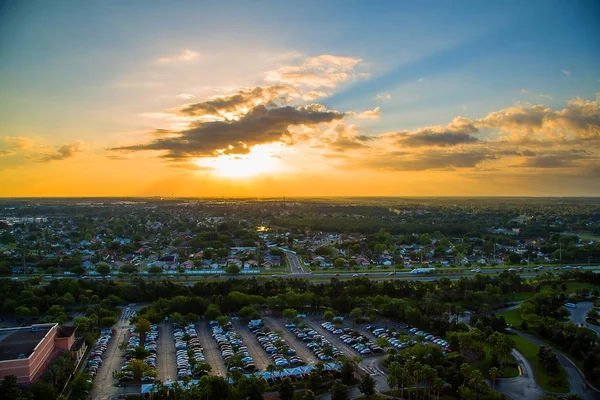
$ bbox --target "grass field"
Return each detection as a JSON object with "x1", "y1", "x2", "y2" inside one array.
[
  {"x1": 500, "y1": 308, "x2": 523, "y2": 327},
  {"x1": 506, "y1": 292, "x2": 536, "y2": 302},
  {"x1": 509, "y1": 334, "x2": 570, "y2": 393}
]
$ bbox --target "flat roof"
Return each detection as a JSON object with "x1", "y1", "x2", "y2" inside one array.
[{"x1": 0, "y1": 325, "x2": 54, "y2": 361}]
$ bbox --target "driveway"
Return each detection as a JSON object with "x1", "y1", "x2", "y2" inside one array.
[
  {"x1": 157, "y1": 323, "x2": 176, "y2": 382},
  {"x1": 196, "y1": 320, "x2": 227, "y2": 376},
  {"x1": 90, "y1": 309, "x2": 130, "y2": 400},
  {"x1": 508, "y1": 328, "x2": 600, "y2": 400},
  {"x1": 566, "y1": 301, "x2": 600, "y2": 336}
]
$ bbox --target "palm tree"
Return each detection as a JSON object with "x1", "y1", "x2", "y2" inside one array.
[
  {"x1": 432, "y1": 377, "x2": 444, "y2": 400},
  {"x1": 489, "y1": 367, "x2": 500, "y2": 390}
]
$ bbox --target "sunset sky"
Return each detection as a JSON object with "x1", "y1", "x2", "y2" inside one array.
[{"x1": 1, "y1": 0, "x2": 599, "y2": 197}]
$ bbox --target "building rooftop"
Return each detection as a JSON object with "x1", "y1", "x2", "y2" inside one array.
[{"x1": 0, "y1": 324, "x2": 55, "y2": 362}]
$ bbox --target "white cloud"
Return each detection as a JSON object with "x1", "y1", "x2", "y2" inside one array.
[
  {"x1": 302, "y1": 91, "x2": 329, "y2": 101},
  {"x1": 155, "y1": 49, "x2": 199, "y2": 64},
  {"x1": 177, "y1": 93, "x2": 195, "y2": 99},
  {"x1": 417, "y1": 77, "x2": 424, "y2": 82},
  {"x1": 351, "y1": 107, "x2": 381, "y2": 119},
  {"x1": 561, "y1": 69, "x2": 571, "y2": 77},
  {"x1": 375, "y1": 93, "x2": 392, "y2": 101},
  {"x1": 520, "y1": 89, "x2": 553, "y2": 100},
  {"x1": 265, "y1": 54, "x2": 365, "y2": 89}
]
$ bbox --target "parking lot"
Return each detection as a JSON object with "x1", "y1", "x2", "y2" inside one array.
[
  {"x1": 302, "y1": 319, "x2": 355, "y2": 358},
  {"x1": 231, "y1": 318, "x2": 273, "y2": 370},
  {"x1": 196, "y1": 320, "x2": 227, "y2": 376},
  {"x1": 157, "y1": 323, "x2": 176, "y2": 381},
  {"x1": 263, "y1": 316, "x2": 319, "y2": 365},
  {"x1": 90, "y1": 310, "x2": 129, "y2": 400}
]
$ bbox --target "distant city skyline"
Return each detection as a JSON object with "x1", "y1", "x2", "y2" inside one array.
[{"x1": 0, "y1": 0, "x2": 599, "y2": 196}]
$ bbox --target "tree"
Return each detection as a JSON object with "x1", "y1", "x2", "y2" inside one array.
[
  {"x1": 278, "y1": 377, "x2": 295, "y2": 400},
  {"x1": 100, "y1": 316, "x2": 117, "y2": 327},
  {"x1": 282, "y1": 308, "x2": 298, "y2": 321},
  {"x1": 127, "y1": 359, "x2": 157, "y2": 381},
  {"x1": 194, "y1": 362, "x2": 212, "y2": 377},
  {"x1": 359, "y1": 374, "x2": 376, "y2": 397},
  {"x1": 95, "y1": 262, "x2": 111, "y2": 275},
  {"x1": 375, "y1": 337, "x2": 390, "y2": 348},
  {"x1": 307, "y1": 371, "x2": 322, "y2": 392},
  {"x1": 216, "y1": 315, "x2": 230, "y2": 328},
  {"x1": 330, "y1": 379, "x2": 349, "y2": 400},
  {"x1": 302, "y1": 389, "x2": 316, "y2": 400},
  {"x1": 340, "y1": 359, "x2": 355, "y2": 384},
  {"x1": 487, "y1": 332, "x2": 515, "y2": 370},
  {"x1": 148, "y1": 265, "x2": 164, "y2": 277},
  {"x1": 419, "y1": 233, "x2": 432, "y2": 246},
  {"x1": 237, "y1": 375, "x2": 265, "y2": 400},
  {"x1": 489, "y1": 367, "x2": 500, "y2": 390},
  {"x1": 204, "y1": 304, "x2": 221, "y2": 321},
  {"x1": 134, "y1": 317, "x2": 151, "y2": 338},
  {"x1": 225, "y1": 264, "x2": 240, "y2": 274},
  {"x1": 323, "y1": 310, "x2": 335, "y2": 321},
  {"x1": 238, "y1": 306, "x2": 260, "y2": 319}
]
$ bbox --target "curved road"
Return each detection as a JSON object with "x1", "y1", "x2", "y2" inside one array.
[
  {"x1": 566, "y1": 301, "x2": 600, "y2": 337},
  {"x1": 508, "y1": 328, "x2": 600, "y2": 400},
  {"x1": 495, "y1": 348, "x2": 545, "y2": 399}
]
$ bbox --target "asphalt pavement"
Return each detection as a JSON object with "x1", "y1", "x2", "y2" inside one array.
[
  {"x1": 230, "y1": 318, "x2": 273, "y2": 370},
  {"x1": 508, "y1": 328, "x2": 600, "y2": 400},
  {"x1": 90, "y1": 309, "x2": 129, "y2": 400},
  {"x1": 285, "y1": 251, "x2": 305, "y2": 274},
  {"x1": 196, "y1": 320, "x2": 227, "y2": 376},
  {"x1": 495, "y1": 348, "x2": 545, "y2": 399},
  {"x1": 262, "y1": 315, "x2": 318, "y2": 365},
  {"x1": 567, "y1": 301, "x2": 600, "y2": 336},
  {"x1": 157, "y1": 322, "x2": 176, "y2": 382}
]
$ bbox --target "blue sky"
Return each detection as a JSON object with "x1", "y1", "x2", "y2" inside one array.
[{"x1": 0, "y1": 0, "x2": 599, "y2": 196}]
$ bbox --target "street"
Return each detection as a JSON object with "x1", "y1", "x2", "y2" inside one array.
[{"x1": 285, "y1": 251, "x2": 305, "y2": 274}]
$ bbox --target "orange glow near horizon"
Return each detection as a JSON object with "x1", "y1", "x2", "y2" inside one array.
[{"x1": 198, "y1": 144, "x2": 285, "y2": 178}]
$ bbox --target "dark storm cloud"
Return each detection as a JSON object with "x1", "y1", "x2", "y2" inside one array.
[
  {"x1": 176, "y1": 86, "x2": 294, "y2": 117},
  {"x1": 112, "y1": 104, "x2": 344, "y2": 159},
  {"x1": 391, "y1": 130, "x2": 479, "y2": 147}
]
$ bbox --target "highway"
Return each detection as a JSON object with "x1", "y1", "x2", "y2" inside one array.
[{"x1": 5, "y1": 265, "x2": 600, "y2": 285}]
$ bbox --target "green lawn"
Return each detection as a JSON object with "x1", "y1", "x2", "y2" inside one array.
[
  {"x1": 509, "y1": 334, "x2": 570, "y2": 393},
  {"x1": 500, "y1": 308, "x2": 523, "y2": 328},
  {"x1": 472, "y1": 343, "x2": 519, "y2": 379},
  {"x1": 506, "y1": 292, "x2": 535, "y2": 302}
]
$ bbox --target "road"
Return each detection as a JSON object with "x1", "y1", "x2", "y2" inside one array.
[
  {"x1": 508, "y1": 328, "x2": 600, "y2": 400},
  {"x1": 495, "y1": 348, "x2": 545, "y2": 399},
  {"x1": 157, "y1": 323, "x2": 176, "y2": 382},
  {"x1": 230, "y1": 318, "x2": 273, "y2": 371},
  {"x1": 284, "y1": 251, "x2": 305, "y2": 274},
  {"x1": 261, "y1": 316, "x2": 318, "y2": 365},
  {"x1": 567, "y1": 301, "x2": 600, "y2": 336},
  {"x1": 90, "y1": 309, "x2": 130, "y2": 400},
  {"x1": 22, "y1": 265, "x2": 600, "y2": 285},
  {"x1": 196, "y1": 320, "x2": 227, "y2": 377}
]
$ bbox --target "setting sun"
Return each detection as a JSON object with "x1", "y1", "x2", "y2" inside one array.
[{"x1": 199, "y1": 144, "x2": 284, "y2": 178}]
